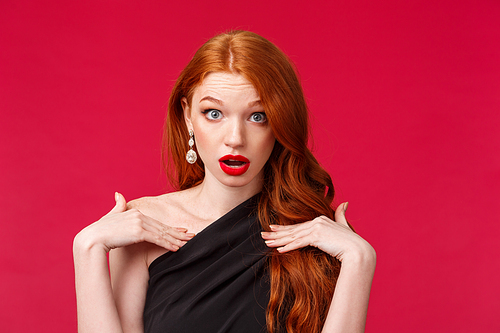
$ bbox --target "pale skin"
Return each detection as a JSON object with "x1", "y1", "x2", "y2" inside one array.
[{"x1": 73, "y1": 72, "x2": 376, "y2": 333}]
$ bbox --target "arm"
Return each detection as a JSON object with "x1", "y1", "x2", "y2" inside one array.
[
  {"x1": 261, "y1": 203, "x2": 376, "y2": 333},
  {"x1": 321, "y1": 235, "x2": 376, "y2": 332},
  {"x1": 73, "y1": 238, "x2": 123, "y2": 333},
  {"x1": 109, "y1": 243, "x2": 150, "y2": 332},
  {"x1": 73, "y1": 192, "x2": 194, "y2": 333}
]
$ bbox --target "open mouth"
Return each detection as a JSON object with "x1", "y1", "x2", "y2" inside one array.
[
  {"x1": 219, "y1": 155, "x2": 250, "y2": 176},
  {"x1": 221, "y1": 159, "x2": 248, "y2": 167}
]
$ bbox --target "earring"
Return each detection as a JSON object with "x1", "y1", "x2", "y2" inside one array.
[{"x1": 186, "y1": 129, "x2": 197, "y2": 164}]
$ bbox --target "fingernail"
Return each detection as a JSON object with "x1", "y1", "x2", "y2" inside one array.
[
  {"x1": 265, "y1": 240, "x2": 274, "y2": 245},
  {"x1": 269, "y1": 225, "x2": 278, "y2": 231},
  {"x1": 344, "y1": 202, "x2": 349, "y2": 212},
  {"x1": 186, "y1": 233, "x2": 195, "y2": 238},
  {"x1": 115, "y1": 192, "x2": 119, "y2": 202}
]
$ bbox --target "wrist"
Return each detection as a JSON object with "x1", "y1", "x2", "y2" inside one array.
[
  {"x1": 341, "y1": 242, "x2": 376, "y2": 270},
  {"x1": 73, "y1": 229, "x2": 108, "y2": 256}
]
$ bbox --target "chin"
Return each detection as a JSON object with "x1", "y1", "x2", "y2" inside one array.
[
  {"x1": 218, "y1": 170, "x2": 264, "y2": 189},
  {"x1": 203, "y1": 164, "x2": 264, "y2": 189},
  {"x1": 219, "y1": 176, "x2": 255, "y2": 188}
]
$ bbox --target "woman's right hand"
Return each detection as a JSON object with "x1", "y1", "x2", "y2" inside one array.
[{"x1": 74, "y1": 192, "x2": 194, "y2": 253}]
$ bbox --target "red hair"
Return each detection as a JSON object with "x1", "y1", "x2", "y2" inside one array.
[{"x1": 163, "y1": 31, "x2": 341, "y2": 333}]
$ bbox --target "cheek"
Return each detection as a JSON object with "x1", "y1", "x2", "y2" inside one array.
[
  {"x1": 192, "y1": 126, "x2": 214, "y2": 162},
  {"x1": 259, "y1": 133, "x2": 276, "y2": 161}
]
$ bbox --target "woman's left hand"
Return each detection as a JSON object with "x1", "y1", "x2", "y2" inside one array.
[{"x1": 261, "y1": 203, "x2": 373, "y2": 262}]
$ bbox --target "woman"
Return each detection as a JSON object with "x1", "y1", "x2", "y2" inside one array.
[{"x1": 74, "y1": 30, "x2": 376, "y2": 333}]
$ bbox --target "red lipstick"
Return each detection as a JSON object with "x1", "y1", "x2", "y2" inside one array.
[{"x1": 219, "y1": 155, "x2": 250, "y2": 176}]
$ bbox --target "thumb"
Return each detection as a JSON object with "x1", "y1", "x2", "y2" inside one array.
[
  {"x1": 334, "y1": 202, "x2": 349, "y2": 227},
  {"x1": 107, "y1": 192, "x2": 127, "y2": 215}
]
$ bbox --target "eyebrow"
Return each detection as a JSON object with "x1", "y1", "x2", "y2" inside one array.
[
  {"x1": 248, "y1": 100, "x2": 262, "y2": 107},
  {"x1": 199, "y1": 96, "x2": 223, "y2": 105},
  {"x1": 199, "y1": 96, "x2": 262, "y2": 108}
]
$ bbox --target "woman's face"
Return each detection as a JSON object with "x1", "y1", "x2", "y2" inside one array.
[{"x1": 183, "y1": 72, "x2": 275, "y2": 191}]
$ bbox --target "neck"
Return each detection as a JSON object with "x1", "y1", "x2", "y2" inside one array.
[{"x1": 189, "y1": 173, "x2": 263, "y2": 220}]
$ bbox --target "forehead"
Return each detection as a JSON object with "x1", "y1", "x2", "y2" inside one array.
[{"x1": 194, "y1": 72, "x2": 259, "y2": 100}]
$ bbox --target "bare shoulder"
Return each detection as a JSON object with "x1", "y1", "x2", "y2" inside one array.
[
  {"x1": 126, "y1": 195, "x2": 163, "y2": 215},
  {"x1": 129, "y1": 188, "x2": 201, "y2": 222},
  {"x1": 127, "y1": 192, "x2": 182, "y2": 218},
  {"x1": 122, "y1": 191, "x2": 195, "y2": 266}
]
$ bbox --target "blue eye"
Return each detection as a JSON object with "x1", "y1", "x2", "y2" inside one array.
[
  {"x1": 203, "y1": 109, "x2": 222, "y2": 120},
  {"x1": 250, "y1": 112, "x2": 266, "y2": 123}
]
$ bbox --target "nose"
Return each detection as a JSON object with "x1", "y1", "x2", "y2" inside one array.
[{"x1": 224, "y1": 119, "x2": 246, "y2": 149}]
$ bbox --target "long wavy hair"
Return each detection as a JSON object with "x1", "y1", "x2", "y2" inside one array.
[{"x1": 163, "y1": 30, "x2": 341, "y2": 333}]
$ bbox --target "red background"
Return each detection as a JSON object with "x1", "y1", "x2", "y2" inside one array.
[{"x1": 1, "y1": 1, "x2": 499, "y2": 332}]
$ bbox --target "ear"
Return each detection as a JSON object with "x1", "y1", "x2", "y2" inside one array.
[{"x1": 182, "y1": 97, "x2": 193, "y2": 130}]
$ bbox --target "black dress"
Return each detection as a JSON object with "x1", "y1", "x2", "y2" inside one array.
[{"x1": 143, "y1": 194, "x2": 270, "y2": 333}]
